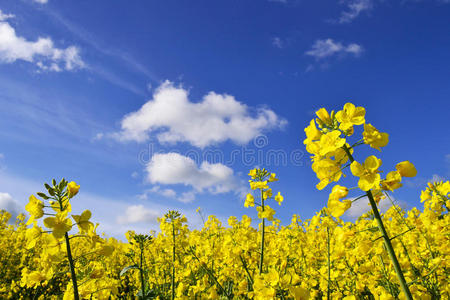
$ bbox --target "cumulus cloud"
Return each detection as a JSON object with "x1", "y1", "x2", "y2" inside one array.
[
  {"x1": 0, "y1": 192, "x2": 23, "y2": 220},
  {"x1": 146, "y1": 153, "x2": 238, "y2": 195},
  {"x1": 306, "y1": 39, "x2": 363, "y2": 60},
  {"x1": 0, "y1": 11, "x2": 84, "y2": 71},
  {"x1": 338, "y1": 0, "x2": 373, "y2": 24},
  {"x1": 344, "y1": 194, "x2": 404, "y2": 218},
  {"x1": 116, "y1": 205, "x2": 160, "y2": 225},
  {"x1": 113, "y1": 81, "x2": 286, "y2": 148}
]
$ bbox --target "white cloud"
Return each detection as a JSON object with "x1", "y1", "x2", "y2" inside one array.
[
  {"x1": 429, "y1": 174, "x2": 445, "y2": 183},
  {"x1": 146, "y1": 153, "x2": 238, "y2": 195},
  {"x1": 272, "y1": 37, "x2": 284, "y2": 49},
  {"x1": 114, "y1": 81, "x2": 286, "y2": 148},
  {"x1": 116, "y1": 204, "x2": 160, "y2": 225},
  {"x1": 345, "y1": 194, "x2": 403, "y2": 218},
  {"x1": 338, "y1": 0, "x2": 373, "y2": 24},
  {"x1": 138, "y1": 185, "x2": 177, "y2": 200},
  {"x1": 179, "y1": 191, "x2": 196, "y2": 203},
  {"x1": 0, "y1": 10, "x2": 14, "y2": 22},
  {"x1": 33, "y1": 0, "x2": 49, "y2": 3},
  {"x1": 0, "y1": 192, "x2": 23, "y2": 220},
  {"x1": 306, "y1": 39, "x2": 363, "y2": 60},
  {"x1": 0, "y1": 15, "x2": 84, "y2": 71}
]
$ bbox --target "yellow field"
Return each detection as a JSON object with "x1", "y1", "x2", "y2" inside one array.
[{"x1": 0, "y1": 103, "x2": 448, "y2": 299}]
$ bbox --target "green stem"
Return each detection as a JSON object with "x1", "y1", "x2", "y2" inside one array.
[
  {"x1": 327, "y1": 227, "x2": 331, "y2": 300},
  {"x1": 171, "y1": 222, "x2": 176, "y2": 300},
  {"x1": 57, "y1": 192, "x2": 79, "y2": 300},
  {"x1": 140, "y1": 245, "x2": 146, "y2": 299},
  {"x1": 342, "y1": 145, "x2": 413, "y2": 300},
  {"x1": 259, "y1": 189, "x2": 265, "y2": 275}
]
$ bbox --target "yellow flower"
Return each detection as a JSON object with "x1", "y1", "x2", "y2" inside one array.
[
  {"x1": 44, "y1": 212, "x2": 72, "y2": 239},
  {"x1": 362, "y1": 123, "x2": 389, "y2": 150},
  {"x1": 381, "y1": 171, "x2": 402, "y2": 191},
  {"x1": 25, "y1": 195, "x2": 44, "y2": 225},
  {"x1": 329, "y1": 185, "x2": 349, "y2": 201},
  {"x1": 350, "y1": 155, "x2": 382, "y2": 191},
  {"x1": 318, "y1": 130, "x2": 346, "y2": 156},
  {"x1": 25, "y1": 223, "x2": 43, "y2": 249},
  {"x1": 250, "y1": 180, "x2": 268, "y2": 190},
  {"x1": 248, "y1": 169, "x2": 258, "y2": 179},
  {"x1": 396, "y1": 161, "x2": 417, "y2": 177},
  {"x1": 268, "y1": 173, "x2": 278, "y2": 182},
  {"x1": 335, "y1": 103, "x2": 365, "y2": 131},
  {"x1": 265, "y1": 268, "x2": 280, "y2": 285},
  {"x1": 289, "y1": 286, "x2": 310, "y2": 300},
  {"x1": 274, "y1": 192, "x2": 284, "y2": 205},
  {"x1": 257, "y1": 205, "x2": 276, "y2": 221},
  {"x1": 304, "y1": 119, "x2": 322, "y2": 144},
  {"x1": 72, "y1": 209, "x2": 93, "y2": 233},
  {"x1": 327, "y1": 198, "x2": 352, "y2": 218},
  {"x1": 263, "y1": 189, "x2": 273, "y2": 200},
  {"x1": 312, "y1": 158, "x2": 344, "y2": 190},
  {"x1": 315, "y1": 108, "x2": 333, "y2": 128},
  {"x1": 244, "y1": 193, "x2": 255, "y2": 207},
  {"x1": 98, "y1": 244, "x2": 114, "y2": 256},
  {"x1": 67, "y1": 181, "x2": 80, "y2": 198}
]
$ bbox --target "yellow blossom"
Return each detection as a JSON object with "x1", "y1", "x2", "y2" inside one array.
[
  {"x1": 350, "y1": 156, "x2": 382, "y2": 191},
  {"x1": 244, "y1": 193, "x2": 255, "y2": 207},
  {"x1": 363, "y1": 123, "x2": 389, "y2": 150},
  {"x1": 274, "y1": 192, "x2": 284, "y2": 205},
  {"x1": 335, "y1": 103, "x2": 366, "y2": 131},
  {"x1": 67, "y1": 181, "x2": 80, "y2": 198},
  {"x1": 396, "y1": 161, "x2": 417, "y2": 177},
  {"x1": 25, "y1": 195, "x2": 44, "y2": 225},
  {"x1": 43, "y1": 212, "x2": 72, "y2": 239}
]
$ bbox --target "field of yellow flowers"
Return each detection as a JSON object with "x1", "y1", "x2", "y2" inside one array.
[{"x1": 0, "y1": 103, "x2": 448, "y2": 299}]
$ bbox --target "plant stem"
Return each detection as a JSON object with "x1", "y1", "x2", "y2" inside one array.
[
  {"x1": 259, "y1": 189, "x2": 265, "y2": 275},
  {"x1": 342, "y1": 145, "x2": 413, "y2": 300},
  {"x1": 57, "y1": 192, "x2": 79, "y2": 300},
  {"x1": 64, "y1": 232, "x2": 79, "y2": 299},
  {"x1": 327, "y1": 227, "x2": 331, "y2": 300},
  {"x1": 140, "y1": 245, "x2": 145, "y2": 299},
  {"x1": 171, "y1": 222, "x2": 176, "y2": 300}
]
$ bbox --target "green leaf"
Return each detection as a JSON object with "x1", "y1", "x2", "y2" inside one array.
[
  {"x1": 36, "y1": 192, "x2": 49, "y2": 200},
  {"x1": 44, "y1": 183, "x2": 55, "y2": 196},
  {"x1": 120, "y1": 264, "x2": 139, "y2": 276},
  {"x1": 58, "y1": 179, "x2": 67, "y2": 191}
]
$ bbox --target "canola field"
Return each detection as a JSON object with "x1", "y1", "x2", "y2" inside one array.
[{"x1": 0, "y1": 103, "x2": 448, "y2": 299}]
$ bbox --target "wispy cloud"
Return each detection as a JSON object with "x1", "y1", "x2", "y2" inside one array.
[
  {"x1": 272, "y1": 37, "x2": 285, "y2": 49},
  {"x1": 306, "y1": 38, "x2": 363, "y2": 60},
  {"x1": 338, "y1": 0, "x2": 373, "y2": 24},
  {"x1": 0, "y1": 10, "x2": 84, "y2": 72},
  {"x1": 33, "y1": 0, "x2": 48, "y2": 4},
  {"x1": 43, "y1": 8, "x2": 158, "y2": 82}
]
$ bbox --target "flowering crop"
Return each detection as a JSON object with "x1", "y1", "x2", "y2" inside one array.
[{"x1": 0, "y1": 103, "x2": 448, "y2": 299}]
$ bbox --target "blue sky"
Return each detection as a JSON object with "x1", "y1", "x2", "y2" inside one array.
[{"x1": 0, "y1": 0, "x2": 449, "y2": 238}]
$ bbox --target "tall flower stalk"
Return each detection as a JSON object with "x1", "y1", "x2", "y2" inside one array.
[
  {"x1": 27, "y1": 179, "x2": 82, "y2": 300},
  {"x1": 303, "y1": 103, "x2": 416, "y2": 299},
  {"x1": 244, "y1": 168, "x2": 283, "y2": 275}
]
